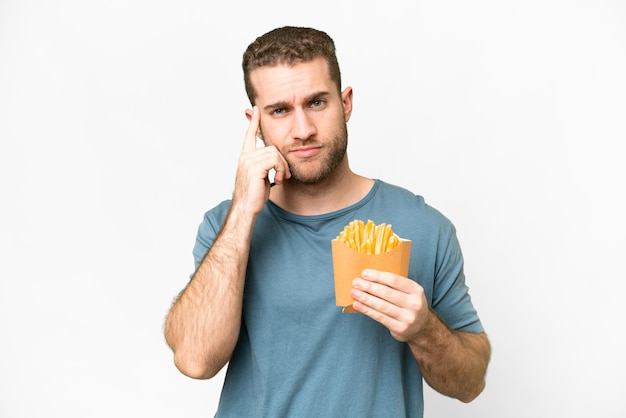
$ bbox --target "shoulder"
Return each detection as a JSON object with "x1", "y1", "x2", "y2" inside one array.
[
  {"x1": 201, "y1": 199, "x2": 232, "y2": 226},
  {"x1": 195, "y1": 199, "x2": 232, "y2": 246},
  {"x1": 191, "y1": 199, "x2": 232, "y2": 268},
  {"x1": 375, "y1": 180, "x2": 454, "y2": 229}
]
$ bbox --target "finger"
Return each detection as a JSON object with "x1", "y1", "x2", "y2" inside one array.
[
  {"x1": 242, "y1": 106, "x2": 260, "y2": 153},
  {"x1": 350, "y1": 286, "x2": 418, "y2": 336},
  {"x1": 351, "y1": 290, "x2": 404, "y2": 331},
  {"x1": 352, "y1": 280, "x2": 404, "y2": 312},
  {"x1": 352, "y1": 297, "x2": 416, "y2": 342},
  {"x1": 353, "y1": 272, "x2": 423, "y2": 312},
  {"x1": 271, "y1": 155, "x2": 291, "y2": 184},
  {"x1": 360, "y1": 270, "x2": 414, "y2": 294}
]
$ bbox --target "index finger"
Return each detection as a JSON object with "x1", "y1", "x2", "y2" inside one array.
[
  {"x1": 242, "y1": 106, "x2": 260, "y2": 153},
  {"x1": 360, "y1": 269, "x2": 416, "y2": 293}
]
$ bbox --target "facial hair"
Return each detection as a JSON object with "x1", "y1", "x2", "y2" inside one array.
[{"x1": 285, "y1": 123, "x2": 348, "y2": 184}]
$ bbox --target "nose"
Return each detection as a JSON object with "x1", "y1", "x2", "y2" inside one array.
[{"x1": 290, "y1": 108, "x2": 316, "y2": 141}]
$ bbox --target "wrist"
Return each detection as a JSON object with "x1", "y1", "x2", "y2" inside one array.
[
  {"x1": 409, "y1": 308, "x2": 451, "y2": 349},
  {"x1": 227, "y1": 200, "x2": 260, "y2": 229}
]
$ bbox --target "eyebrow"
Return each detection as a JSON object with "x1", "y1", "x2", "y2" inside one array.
[{"x1": 263, "y1": 91, "x2": 331, "y2": 112}]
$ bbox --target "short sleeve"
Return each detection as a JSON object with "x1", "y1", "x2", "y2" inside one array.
[
  {"x1": 431, "y1": 224, "x2": 484, "y2": 333},
  {"x1": 191, "y1": 200, "x2": 232, "y2": 272}
]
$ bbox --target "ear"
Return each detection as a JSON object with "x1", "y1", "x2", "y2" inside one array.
[{"x1": 341, "y1": 86, "x2": 354, "y2": 122}]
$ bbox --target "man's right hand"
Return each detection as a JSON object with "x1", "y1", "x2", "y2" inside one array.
[{"x1": 233, "y1": 106, "x2": 290, "y2": 216}]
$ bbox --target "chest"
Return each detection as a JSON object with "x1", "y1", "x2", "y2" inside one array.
[{"x1": 245, "y1": 228, "x2": 336, "y2": 316}]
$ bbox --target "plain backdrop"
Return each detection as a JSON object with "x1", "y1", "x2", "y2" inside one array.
[{"x1": 1, "y1": 1, "x2": 625, "y2": 417}]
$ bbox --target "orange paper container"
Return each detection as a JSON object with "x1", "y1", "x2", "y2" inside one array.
[{"x1": 331, "y1": 239, "x2": 412, "y2": 313}]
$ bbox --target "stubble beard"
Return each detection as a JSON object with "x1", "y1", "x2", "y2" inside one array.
[{"x1": 285, "y1": 124, "x2": 348, "y2": 184}]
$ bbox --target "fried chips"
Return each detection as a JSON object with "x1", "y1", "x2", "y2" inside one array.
[{"x1": 336, "y1": 219, "x2": 400, "y2": 254}]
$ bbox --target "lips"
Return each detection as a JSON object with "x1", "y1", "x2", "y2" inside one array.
[{"x1": 290, "y1": 146, "x2": 321, "y2": 159}]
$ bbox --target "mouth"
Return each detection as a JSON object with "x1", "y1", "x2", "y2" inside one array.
[{"x1": 289, "y1": 146, "x2": 322, "y2": 159}]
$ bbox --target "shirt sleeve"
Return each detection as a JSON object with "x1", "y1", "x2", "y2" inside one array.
[
  {"x1": 191, "y1": 201, "x2": 231, "y2": 272},
  {"x1": 431, "y1": 223, "x2": 484, "y2": 333}
]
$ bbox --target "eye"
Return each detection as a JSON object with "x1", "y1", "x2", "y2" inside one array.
[
  {"x1": 272, "y1": 108, "x2": 286, "y2": 115},
  {"x1": 311, "y1": 99, "x2": 325, "y2": 108}
]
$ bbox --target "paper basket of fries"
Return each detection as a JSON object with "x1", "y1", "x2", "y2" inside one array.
[{"x1": 332, "y1": 219, "x2": 412, "y2": 313}]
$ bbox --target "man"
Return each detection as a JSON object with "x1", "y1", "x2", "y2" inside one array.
[{"x1": 164, "y1": 26, "x2": 491, "y2": 417}]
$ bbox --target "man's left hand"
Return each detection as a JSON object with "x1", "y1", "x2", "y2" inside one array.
[{"x1": 350, "y1": 269, "x2": 430, "y2": 342}]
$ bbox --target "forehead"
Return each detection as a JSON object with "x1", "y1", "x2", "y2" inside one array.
[{"x1": 249, "y1": 57, "x2": 336, "y2": 106}]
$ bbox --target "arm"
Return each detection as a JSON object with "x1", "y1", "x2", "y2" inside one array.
[
  {"x1": 163, "y1": 107, "x2": 290, "y2": 379},
  {"x1": 407, "y1": 309, "x2": 491, "y2": 402},
  {"x1": 164, "y1": 207, "x2": 254, "y2": 379},
  {"x1": 350, "y1": 269, "x2": 491, "y2": 402}
]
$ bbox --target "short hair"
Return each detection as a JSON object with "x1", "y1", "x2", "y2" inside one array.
[{"x1": 242, "y1": 26, "x2": 342, "y2": 105}]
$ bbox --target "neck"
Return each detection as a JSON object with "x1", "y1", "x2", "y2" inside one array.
[{"x1": 269, "y1": 164, "x2": 374, "y2": 216}]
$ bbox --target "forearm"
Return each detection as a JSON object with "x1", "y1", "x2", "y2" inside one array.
[
  {"x1": 408, "y1": 309, "x2": 491, "y2": 402},
  {"x1": 164, "y1": 207, "x2": 255, "y2": 379}
]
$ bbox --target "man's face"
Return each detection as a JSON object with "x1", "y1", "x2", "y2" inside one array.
[{"x1": 250, "y1": 57, "x2": 353, "y2": 184}]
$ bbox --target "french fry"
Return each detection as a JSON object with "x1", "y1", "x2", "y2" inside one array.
[{"x1": 336, "y1": 219, "x2": 400, "y2": 254}]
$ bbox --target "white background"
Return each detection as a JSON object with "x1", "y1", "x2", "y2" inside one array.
[{"x1": 1, "y1": 1, "x2": 625, "y2": 417}]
